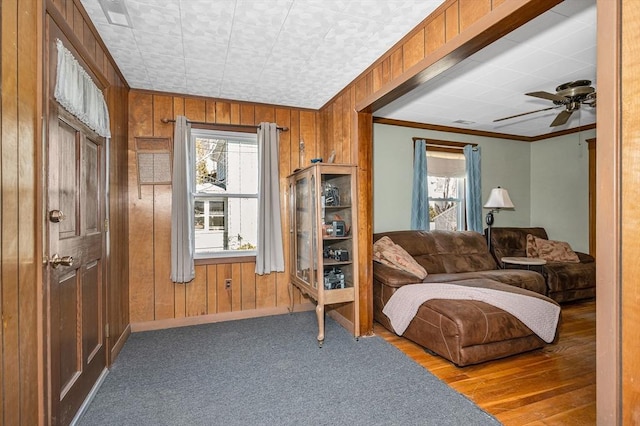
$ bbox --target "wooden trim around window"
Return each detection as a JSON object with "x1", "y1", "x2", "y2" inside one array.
[
  {"x1": 194, "y1": 255, "x2": 257, "y2": 266},
  {"x1": 412, "y1": 137, "x2": 477, "y2": 154}
]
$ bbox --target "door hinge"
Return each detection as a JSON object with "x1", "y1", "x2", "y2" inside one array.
[
  {"x1": 104, "y1": 219, "x2": 109, "y2": 232},
  {"x1": 105, "y1": 323, "x2": 110, "y2": 339}
]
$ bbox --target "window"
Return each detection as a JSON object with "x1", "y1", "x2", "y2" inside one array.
[
  {"x1": 427, "y1": 150, "x2": 467, "y2": 231},
  {"x1": 192, "y1": 129, "x2": 258, "y2": 258}
]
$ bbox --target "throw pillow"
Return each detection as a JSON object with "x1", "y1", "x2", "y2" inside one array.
[
  {"x1": 526, "y1": 234, "x2": 539, "y2": 258},
  {"x1": 373, "y1": 236, "x2": 428, "y2": 279},
  {"x1": 373, "y1": 236, "x2": 395, "y2": 260},
  {"x1": 533, "y1": 236, "x2": 580, "y2": 263}
]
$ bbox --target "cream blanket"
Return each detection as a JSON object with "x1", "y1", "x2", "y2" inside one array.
[{"x1": 382, "y1": 283, "x2": 561, "y2": 343}]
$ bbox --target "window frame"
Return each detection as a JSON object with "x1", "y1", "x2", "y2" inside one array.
[
  {"x1": 427, "y1": 176, "x2": 467, "y2": 231},
  {"x1": 191, "y1": 128, "x2": 258, "y2": 260},
  {"x1": 417, "y1": 139, "x2": 476, "y2": 231}
]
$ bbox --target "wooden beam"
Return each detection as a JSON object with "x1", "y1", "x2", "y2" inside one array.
[{"x1": 356, "y1": 0, "x2": 562, "y2": 113}]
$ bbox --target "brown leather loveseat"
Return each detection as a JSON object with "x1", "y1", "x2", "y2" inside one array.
[
  {"x1": 373, "y1": 230, "x2": 560, "y2": 366},
  {"x1": 486, "y1": 227, "x2": 596, "y2": 303}
]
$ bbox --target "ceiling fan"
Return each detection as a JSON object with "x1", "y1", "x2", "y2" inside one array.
[{"x1": 494, "y1": 80, "x2": 597, "y2": 127}]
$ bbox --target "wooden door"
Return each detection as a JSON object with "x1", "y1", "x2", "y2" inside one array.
[{"x1": 47, "y1": 110, "x2": 107, "y2": 425}]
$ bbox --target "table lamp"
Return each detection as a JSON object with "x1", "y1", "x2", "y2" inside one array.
[{"x1": 484, "y1": 186, "x2": 515, "y2": 250}]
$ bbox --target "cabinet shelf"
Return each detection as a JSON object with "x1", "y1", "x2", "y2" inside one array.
[
  {"x1": 322, "y1": 236, "x2": 351, "y2": 241},
  {"x1": 322, "y1": 259, "x2": 352, "y2": 266},
  {"x1": 287, "y1": 163, "x2": 360, "y2": 347}
]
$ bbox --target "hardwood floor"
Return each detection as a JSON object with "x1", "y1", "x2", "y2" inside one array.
[{"x1": 375, "y1": 300, "x2": 596, "y2": 425}]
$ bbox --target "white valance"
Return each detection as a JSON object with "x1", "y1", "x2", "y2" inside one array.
[
  {"x1": 54, "y1": 39, "x2": 111, "y2": 138},
  {"x1": 426, "y1": 151, "x2": 466, "y2": 178}
]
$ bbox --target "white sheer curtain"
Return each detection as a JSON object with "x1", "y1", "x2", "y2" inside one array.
[
  {"x1": 171, "y1": 116, "x2": 195, "y2": 283},
  {"x1": 54, "y1": 39, "x2": 111, "y2": 138},
  {"x1": 255, "y1": 123, "x2": 285, "y2": 275}
]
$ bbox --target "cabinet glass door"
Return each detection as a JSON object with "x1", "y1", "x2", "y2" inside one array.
[
  {"x1": 295, "y1": 174, "x2": 313, "y2": 286},
  {"x1": 311, "y1": 174, "x2": 317, "y2": 288}
]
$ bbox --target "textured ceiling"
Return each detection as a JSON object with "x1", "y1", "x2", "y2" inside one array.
[
  {"x1": 80, "y1": 0, "x2": 445, "y2": 109},
  {"x1": 81, "y1": 0, "x2": 596, "y2": 138}
]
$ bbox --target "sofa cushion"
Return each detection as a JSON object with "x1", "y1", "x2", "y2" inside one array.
[
  {"x1": 544, "y1": 261, "x2": 596, "y2": 297},
  {"x1": 531, "y1": 236, "x2": 580, "y2": 263},
  {"x1": 474, "y1": 270, "x2": 548, "y2": 295},
  {"x1": 374, "y1": 230, "x2": 498, "y2": 274},
  {"x1": 422, "y1": 270, "x2": 546, "y2": 295},
  {"x1": 373, "y1": 236, "x2": 428, "y2": 279},
  {"x1": 374, "y1": 231, "x2": 447, "y2": 273},
  {"x1": 373, "y1": 262, "x2": 426, "y2": 287},
  {"x1": 432, "y1": 230, "x2": 498, "y2": 273}
]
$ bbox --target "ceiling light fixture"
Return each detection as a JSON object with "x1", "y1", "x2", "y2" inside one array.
[
  {"x1": 98, "y1": 0, "x2": 132, "y2": 28},
  {"x1": 452, "y1": 119, "x2": 475, "y2": 125}
]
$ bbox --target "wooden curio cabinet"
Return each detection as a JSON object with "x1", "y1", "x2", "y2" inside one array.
[{"x1": 287, "y1": 163, "x2": 359, "y2": 346}]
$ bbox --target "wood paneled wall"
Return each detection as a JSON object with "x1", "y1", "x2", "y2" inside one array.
[
  {"x1": 318, "y1": 0, "x2": 560, "y2": 335},
  {"x1": 1, "y1": 0, "x2": 41, "y2": 424},
  {"x1": 104, "y1": 76, "x2": 131, "y2": 363},
  {"x1": 128, "y1": 91, "x2": 319, "y2": 325}
]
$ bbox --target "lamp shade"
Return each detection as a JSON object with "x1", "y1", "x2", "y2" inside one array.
[{"x1": 484, "y1": 187, "x2": 514, "y2": 209}]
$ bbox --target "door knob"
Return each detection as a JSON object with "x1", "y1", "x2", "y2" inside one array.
[
  {"x1": 49, "y1": 210, "x2": 66, "y2": 223},
  {"x1": 50, "y1": 254, "x2": 74, "y2": 269}
]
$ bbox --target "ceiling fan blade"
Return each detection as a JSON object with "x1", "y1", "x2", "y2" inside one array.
[
  {"x1": 493, "y1": 106, "x2": 557, "y2": 123},
  {"x1": 550, "y1": 109, "x2": 573, "y2": 127},
  {"x1": 525, "y1": 91, "x2": 567, "y2": 103}
]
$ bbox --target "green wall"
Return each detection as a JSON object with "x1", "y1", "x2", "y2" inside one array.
[
  {"x1": 373, "y1": 123, "x2": 592, "y2": 253},
  {"x1": 530, "y1": 129, "x2": 594, "y2": 253}
]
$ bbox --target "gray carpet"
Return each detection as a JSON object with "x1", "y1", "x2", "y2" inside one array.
[{"x1": 79, "y1": 312, "x2": 501, "y2": 426}]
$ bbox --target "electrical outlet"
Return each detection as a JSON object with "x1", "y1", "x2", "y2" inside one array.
[{"x1": 224, "y1": 278, "x2": 232, "y2": 289}]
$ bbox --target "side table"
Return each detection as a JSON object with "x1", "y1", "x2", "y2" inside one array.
[{"x1": 501, "y1": 256, "x2": 546, "y2": 273}]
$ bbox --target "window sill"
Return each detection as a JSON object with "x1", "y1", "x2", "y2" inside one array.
[{"x1": 194, "y1": 252, "x2": 257, "y2": 265}]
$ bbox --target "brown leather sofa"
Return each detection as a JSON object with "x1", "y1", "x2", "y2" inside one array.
[
  {"x1": 373, "y1": 230, "x2": 559, "y2": 367},
  {"x1": 486, "y1": 227, "x2": 596, "y2": 303}
]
